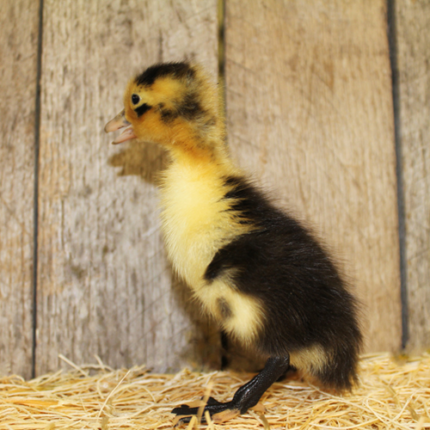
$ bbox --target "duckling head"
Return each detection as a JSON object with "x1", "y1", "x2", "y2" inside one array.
[{"x1": 105, "y1": 62, "x2": 224, "y2": 156}]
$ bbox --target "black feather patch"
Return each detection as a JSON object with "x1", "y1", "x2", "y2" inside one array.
[
  {"x1": 160, "y1": 108, "x2": 178, "y2": 123},
  {"x1": 135, "y1": 62, "x2": 195, "y2": 87},
  {"x1": 135, "y1": 103, "x2": 152, "y2": 118},
  {"x1": 205, "y1": 175, "x2": 362, "y2": 390},
  {"x1": 177, "y1": 92, "x2": 203, "y2": 121},
  {"x1": 157, "y1": 92, "x2": 204, "y2": 123},
  {"x1": 217, "y1": 297, "x2": 233, "y2": 319}
]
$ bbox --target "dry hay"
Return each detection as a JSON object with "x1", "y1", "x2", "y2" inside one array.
[{"x1": 0, "y1": 352, "x2": 429, "y2": 429}]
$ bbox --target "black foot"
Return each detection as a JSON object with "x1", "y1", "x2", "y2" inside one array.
[
  {"x1": 172, "y1": 355, "x2": 290, "y2": 424},
  {"x1": 172, "y1": 396, "x2": 236, "y2": 424}
]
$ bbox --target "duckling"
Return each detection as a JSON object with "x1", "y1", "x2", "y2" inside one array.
[{"x1": 105, "y1": 62, "x2": 362, "y2": 422}]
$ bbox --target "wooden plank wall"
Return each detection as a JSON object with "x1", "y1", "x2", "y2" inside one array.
[
  {"x1": 0, "y1": 0, "x2": 40, "y2": 379},
  {"x1": 393, "y1": 0, "x2": 430, "y2": 349},
  {"x1": 0, "y1": 0, "x2": 428, "y2": 378}
]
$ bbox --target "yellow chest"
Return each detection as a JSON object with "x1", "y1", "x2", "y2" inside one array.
[{"x1": 159, "y1": 161, "x2": 238, "y2": 289}]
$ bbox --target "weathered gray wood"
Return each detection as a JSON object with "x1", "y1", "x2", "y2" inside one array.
[
  {"x1": 225, "y1": 0, "x2": 402, "y2": 353},
  {"x1": 0, "y1": 0, "x2": 39, "y2": 378},
  {"x1": 395, "y1": 0, "x2": 430, "y2": 350},
  {"x1": 36, "y1": 0, "x2": 219, "y2": 375}
]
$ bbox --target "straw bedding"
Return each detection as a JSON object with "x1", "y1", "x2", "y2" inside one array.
[{"x1": 1, "y1": 352, "x2": 429, "y2": 429}]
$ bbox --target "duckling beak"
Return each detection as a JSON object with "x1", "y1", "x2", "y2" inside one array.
[{"x1": 104, "y1": 110, "x2": 137, "y2": 144}]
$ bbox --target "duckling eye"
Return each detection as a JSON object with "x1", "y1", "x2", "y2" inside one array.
[{"x1": 131, "y1": 94, "x2": 140, "y2": 105}]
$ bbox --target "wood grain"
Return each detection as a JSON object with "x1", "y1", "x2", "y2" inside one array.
[
  {"x1": 36, "y1": 0, "x2": 219, "y2": 375},
  {"x1": 394, "y1": 0, "x2": 430, "y2": 349},
  {"x1": 225, "y1": 0, "x2": 401, "y2": 353},
  {"x1": 0, "y1": 0, "x2": 39, "y2": 378}
]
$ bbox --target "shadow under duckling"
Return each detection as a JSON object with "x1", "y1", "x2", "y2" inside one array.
[{"x1": 105, "y1": 62, "x2": 362, "y2": 423}]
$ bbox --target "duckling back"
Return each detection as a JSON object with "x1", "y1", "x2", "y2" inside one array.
[{"x1": 203, "y1": 175, "x2": 362, "y2": 390}]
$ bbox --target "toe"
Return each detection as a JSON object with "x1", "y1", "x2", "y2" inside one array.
[{"x1": 171, "y1": 405, "x2": 198, "y2": 416}]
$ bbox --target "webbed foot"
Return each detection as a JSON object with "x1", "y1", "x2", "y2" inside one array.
[
  {"x1": 172, "y1": 396, "x2": 239, "y2": 424},
  {"x1": 172, "y1": 356, "x2": 290, "y2": 424}
]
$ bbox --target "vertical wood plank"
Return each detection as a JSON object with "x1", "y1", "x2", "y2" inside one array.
[
  {"x1": 0, "y1": 0, "x2": 39, "y2": 378},
  {"x1": 394, "y1": 0, "x2": 430, "y2": 349},
  {"x1": 36, "y1": 0, "x2": 219, "y2": 375},
  {"x1": 225, "y1": 0, "x2": 401, "y2": 352}
]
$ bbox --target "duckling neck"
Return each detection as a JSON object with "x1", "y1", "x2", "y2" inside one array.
[{"x1": 168, "y1": 133, "x2": 230, "y2": 164}]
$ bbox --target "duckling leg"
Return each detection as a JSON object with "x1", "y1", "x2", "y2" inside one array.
[{"x1": 172, "y1": 355, "x2": 290, "y2": 422}]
